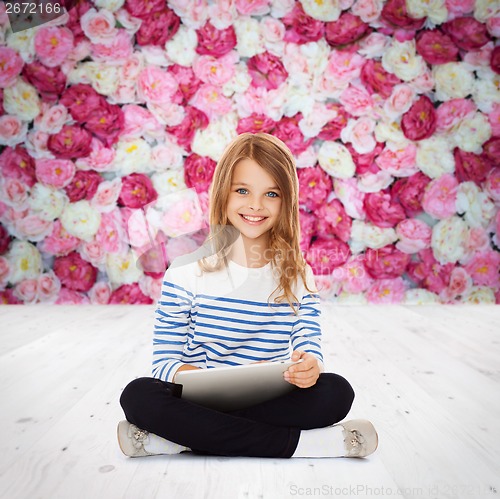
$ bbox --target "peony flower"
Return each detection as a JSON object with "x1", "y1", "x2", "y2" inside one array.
[
  {"x1": 305, "y1": 236, "x2": 351, "y2": 274},
  {"x1": 0, "y1": 46, "x2": 24, "y2": 88},
  {"x1": 395, "y1": 218, "x2": 432, "y2": 254},
  {"x1": 325, "y1": 11, "x2": 370, "y2": 46},
  {"x1": 349, "y1": 219, "x2": 398, "y2": 253},
  {"x1": 196, "y1": 21, "x2": 237, "y2": 57},
  {"x1": 363, "y1": 244, "x2": 410, "y2": 279},
  {"x1": 22, "y1": 62, "x2": 67, "y2": 104},
  {"x1": 416, "y1": 136, "x2": 455, "y2": 179},
  {"x1": 38, "y1": 219, "x2": 80, "y2": 256},
  {"x1": 473, "y1": 73, "x2": 500, "y2": 114},
  {"x1": 318, "y1": 104, "x2": 350, "y2": 141},
  {"x1": 452, "y1": 112, "x2": 491, "y2": 154},
  {"x1": 80, "y1": 8, "x2": 119, "y2": 45},
  {"x1": 54, "y1": 251, "x2": 97, "y2": 292},
  {"x1": 13, "y1": 278, "x2": 39, "y2": 304},
  {"x1": 401, "y1": 96, "x2": 437, "y2": 141},
  {"x1": 113, "y1": 138, "x2": 152, "y2": 175},
  {"x1": 463, "y1": 250, "x2": 500, "y2": 288},
  {"x1": 317, "y1": 141, "x2": 355, "y2": 179},
  {"x1": 391, "y1": 172, "x2": 430, "y2": 217},
  {"x1": 406, "y1": 0, "x2": 448, "y2": 24},
  {"x1": 415, "y1": 29, "x2": 458, "y2": 65},
  {"x1": 64, "y1": 170, "x2": 103, "y2": 203},
  {"x1": 6, "y1": 240, "x2": 42, "y2": 284},
  {"x1": 442, "y1": 16, "x2": 491, "y2": 51},
  {"x1": 421, "y1": 173, "x2": 458, "y2": 220},
  {"x1": 105, "y1": 250, "x2": 143, "y2": 285},
  {"x1": 340, "y1": 117, "x2": 376, "y2": 154},
  {"x1": 381, "y1": 40, "x2": 426, "y2": 82},
  {"x1": 34, "y1": 104, "x2": 68, "y2": 135},
  {"x1": 91, "y1": 177, "x2": 122, "y2": 213},
  {"x1": 361, "y1": 59, "x2": 401, "y2": 99},
  {"x1": 439, "y1": 266, "x2": 473, "y2": 303},
  {"x1": 297, "y1": 165, "x2": 333, "y2": 211},
  {"x1": 365, "y1": 278, "x2": 407, "y2": 304},
  {"x1": 484, "y1": 167, "x2": 500, "y2": 203},
  {"x1": 433, "y1": 63, "x2": 475, "y2": 101},
  {"x1": 364, "y1": 190, "x2": 406, "y2": 228},
  {"x1": 109, "y1": 282, "x2": 153, "y2": 304},
  {"x1": 431, "y1": 216, "x2": 469, "y2": 264},
  {"x1": 339, "y1": 84, "x2": 374, "y2": 117},
  {"x1": 375, "y1": 143, "x2": 417, "y2": 177},
  {"x1": 456, "y1": 181, "x2": 496, "y2": 229},
  {"x1": 34, "y1": 26, "x2": 74, "y2": 68},
  {"x1": 0, "y1": 115, "x2": 27, "y2": 147},
  {"x1": 60, "y1": 200, "x2": 101, "y2": 242},
  {"x1": 165, "y1": 25, "x2": 198, "y2": 66},
  {"x1": 118, "y1": 173, "x2": 158, "y2": 209},
  {"x1": 336, "y1": 256, "x2": 373, "y2": 294},
  {"x1": 183, "y1": 154, "x2": 217, "y2": 194},
  {"x1": 491, "y1": 46, "x2": 500, "y2": 74},
  {"x1": 381, "y1": 0, "x2": 425, "y2": 30},
  {"x1": 47, "y1": 125, "x2": 92, "y2": 159},
  {"x1": 88, "y1": 281, "x2": 112, "y2": 304},
  {"x1": 3, "y1": 79, "x2": 41, "y2": 121},
  {"x1": 59, "y1": 83, "x2": 106, "y2": 123},
  {"x1": 237, "y1": 113, "x2": 276, "y2": 134},
  {"x1": 190, "y1": 84, "x2": 234, "y2": 120},
  {"x1": 35, "y1": 158, "x2": 76, "y2": 189},
  {"x1": 91, "y1": 30, "x2": 134, "y2": 62},
  {"x1": 137, "y1": 66, "x2": 178, "y2": 105},
  {"x1": 300, "y1": 0, "x2": 340, "y2": 22},
  {"x1": 435, "y1": 98, "x2": 477, "y2": 133},
  {"x1": 247, "y1": 51, "x2": 288, "y2": 91},
  {"x1": 84, "y1": 102, "x2": 125, "y2": 148},
  {"x1": 136, "y1": 7, "x2": 180, "y2": 47},
  {"x1": 351, "y1": 0, "x2": 383, "y2": 23},
  {"x1": 315, "y1": 198, "x2": 352, "y2": 243},
  {"x1": 282, "y1": 2, "x2": 325, "y2": 44}
]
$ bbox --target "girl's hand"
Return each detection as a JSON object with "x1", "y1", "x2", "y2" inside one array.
[{"x1": 284, "y1": 350, "x2": 320, "y2": 388}]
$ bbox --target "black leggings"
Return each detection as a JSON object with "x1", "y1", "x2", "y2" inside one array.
[{"x1": 120, "y1": 372, "x2": 355, "y2": 458}]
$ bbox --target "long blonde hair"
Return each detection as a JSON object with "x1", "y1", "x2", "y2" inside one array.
[{"x1": 198, "y1": 133, "x2": 317, "y2": 315}]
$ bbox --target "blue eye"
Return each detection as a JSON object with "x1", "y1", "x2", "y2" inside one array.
[
  {"x1": 267, "y1": 192, "x2": 278, "y2": 198},
  {"x1": 236, "y1": 188, "x2": 248, "y2": 194}
]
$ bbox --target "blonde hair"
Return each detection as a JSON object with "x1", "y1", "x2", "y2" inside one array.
[{"x1": 198, "y1": 132, "x2": 317, "y2": 315}]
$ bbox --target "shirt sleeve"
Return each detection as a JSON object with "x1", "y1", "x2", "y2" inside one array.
[
  {"x1": 151, "y1": 265, "x2": 193, "y2": 383},
  {"x1": 290, "y1": 265, "x2": 324, "y2": 372}
]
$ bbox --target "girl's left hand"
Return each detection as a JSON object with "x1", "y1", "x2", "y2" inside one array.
[{"x1": 284, "y1": 350, "x2": 320, "y2": 388}]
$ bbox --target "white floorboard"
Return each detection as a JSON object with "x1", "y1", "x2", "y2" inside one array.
[{"x1": 0, "y1": 304, "x2": 498, "y2": 499}]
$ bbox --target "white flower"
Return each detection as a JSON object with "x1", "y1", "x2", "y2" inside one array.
[
  {"x1": 150, "y1": 141, "x2": 185, "y2": 172},
  {"x1": 147, "y1": 102, "x2": 185, "y2": 127},
  {"x1": 433, "y1": 63, "x2": 475, "y2": 101},
  {"x1": 165, "y1": 26, "x2": 198, "y2": 67},
  {"x1": 381, "y1": 40, "x2": 426, "y2": 82},
  {"x1": 351, "y1": 0, "x2": 383, "y2": 22},
  {"x1": 233, "y1": 17, "x2": 265, "y2": 58},
  {"x1": 106, "y1": 251, "x2": 143, "y2": 285},
  {"x1": 6, "y1": 30, "x2": 36, "y2": 63},
  {"x1": 3, "y1": 79, "x2": 41, "y2": 121},
  {"x1": 350, "y1": 220, "x2": 398, "y2": 252},
  {"x1": 300, "y1": 0, "x2": 341, "y2": 21},
  {"x1": 283, "y1": 85, "x2": 315, "y2": 118},
  {"x1": 318, "y1": 141, "x2": 355, "y2": 179},
  {"x1": 299, "y1": 103, "x2": 338, "y2": 138},
  {"x1": 358, "y1": 170, "x2": 394, "y2": 193},
  {"x1": 472, "y1": 73, "x2": 500, "y2": 113},
  {"x1": 374, "y1": 120, "x2": 409, "y2": 147},
  {"x1": 295, "y1": 146, "x2": 318, "y2": 168},
  {"x1": 68, "y1": 61, "x2": 120, "y2": 96},
  {"x1": 6, "y1": 241, "x2": 43, "y2": 285},
  {"x1": 358, "y1": 33, "x2": 391, "y2": 59},
  {"x1": 28, "y1": 183, "x2": 68, "y2": 221},
  {"x1": 113, "y1": 138, "x2": 152, "y2": 175},
  {"x1": 270, "y1": 0, "x2": 295, "y2": 17},
  {"x1": 453, "y1": 112, "x2": 492, "y2": 153},
  {"x1": 406, "y1": 0, "x2": 448, "y2": 24},
  {"x1": 140, "y1": 46, "x2": 171, "y2": 67},
  {"x1": 416, "y1": 136, "x2": 455, "y2": 179},
  {"x1": 93, "y1": 0, "x2": 125, "y2": 12},
  {"x1": 222, "y1": 63, "x2": 252, "y2": 97},
  {"x1": 404, "y1": 288, "x2": 440, "y2": 305},
  {"x1": 431, "y1": 216, "x2": 468, "y2": 264},
  {"x1": 191, "y1": 113, "x2": 238, "y2": 162},
  {"x1": 151, "y1": 171, "x2": 187, "y2": 197},
  {"x1": 474, "y1": 0, "x2": 500, "y2": 22},
  {"x1": 60, "y1": 200, "x2": 101, "y2": 242},
  {"x1": 456, "y1": 181, "x2": 496, "y2": 229},
  {"x1": 462, "y1": 286, "x2": 496, "y2": 304}
]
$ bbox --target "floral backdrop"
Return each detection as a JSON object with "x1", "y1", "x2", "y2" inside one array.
[{"x1": 0, "y1": 0, "x2": 499, "y2": 306}]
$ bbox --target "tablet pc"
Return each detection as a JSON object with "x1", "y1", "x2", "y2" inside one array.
[{"x1": 175, "y1": 359, "x2": 302, "y2": 412}]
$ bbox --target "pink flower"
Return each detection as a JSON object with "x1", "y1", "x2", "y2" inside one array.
[
  {"x1": 91, "y1": 178, "x2": 122, "y2": 212},
  {"x1": 169, "y1": 65, "x2": 203, "y2": 105},
  {"x1": 22, "y1": 62, "x2": 66, "y2": 103},
  {"x1": 381, "y1": 0, "x2": 425, "y2": 31},
  {"x1": 318, "y1": 104, "x2": 351, "y2": 141},
  {"x1": 485, "y1": 167, "x2": 500, "y2": 203},
  {"x1": 337, "y1": 257, "x2": 373, "y2": 294},
  {"x1": 166, "y1": 106, "x2": 209, "y2": 151},
  {"x1": 487, "y1": 16, "x2": 500, "y2": 37},
  {"x1": 407, "y1": 248, "x2": 454, "y2": 293},
  {"x1": 364, "y1": 191, "x2": 406, "y2": 228},
  {"x1": 38, "y1": 220, "x2": 81, "y2": 256},
  {"x1": 235, "y1": 0, "x2": 270, "y2": 16},
  {"x1": 325, "y1": 11, "x2": 371, "y2": 47},
  {"x1": 454, "y1": 149, "x2": 492, "y2": 186},
  {"x1": 37, "y1": 272, "x2": 61, "y2": 303},
  {"x1": 64, "y1": 170, "x2": 102, "y2": 202},
  {"x1": 395, "y1": 218, "x2": 432, "y2": 253},
  {"x1": 34, "y1": 26, "x2": 74, "y2": 68},
  {"x1": 305, "y1": 236, "x2": 351, "y2": 275},
  {"x1": 95, "y1": 210, "x2": 126, "y2": 254},
  {"x1": 121, "y1": 105, "x2": 163, "y2": 139},
  {"x1": 89, "y1": 281, "x2": 112, "y2": 304},
  {"x1": 195, "y1": 22, "x2": 237, "y2": 58},
  {"x1": 193, "y1": 52, "x2": 238, "y2": 86},
  {"x1": 124, "y1": 0, "x2": 165, "y2": 19},
  {"x1": 463, "y1": 251, "x2": 500, "y2": 288},
  {"x1": 60, "y1": 84, "x2": 106, "y2": 123},
  {"x1": 35, "y1": 158, "x2": 76, "y2": 189},
  {"x1": 54, "y1": 251, "x2": 98, "y2": 292},
  {"x1": 341, "y1": 117, "x2": 376, "y2": 154},
  {"x1": 0, "y1": 146, "x2": 36, "y2": 187},
  {"x1": 297, "y1": 166, "x2": 333, "y2": 211},
  {"x1": 442, "y1": 17, "x2": 492, "y2": 51},
  {"x1": 0, "y1": 288, "x2": 23, "y2": 304},
  {"x1": 55, "y1": 288, "x2": 90, "y2": 304},
  {"x1": 84, "y1": 102, "x2": 125, "y2": 147},
  {"x1": 237, "y1": 114, "x2": 276, "y2": 134},
  {"x1": 392, "y1": 172, "x2": 431, "y2": 218},
  {"x1": 364, "y1": 245, "x2": 410, "y2": 279},
  {"x1": 299, "y1": 209, "x2": 316, "y2": 252},
  {"x1": 491, "y1": 46, "x2": 500, "y2": 75},
  {"x1": 184, "y1": 154, "x2": 217, "y2": 194},
  {"x1": 488, "y1": 103, "x2": 500, "y2": 136},
  {"x1": 274, "y1": 115, "x2": 312, "y2": 155},
  {"x1": 190, "y1": 84, "x2": 233, "y2": 120},
  {"x1": 482, "y1": 137, "x2": 500, "y2": 167},
  {"x1": 247, "y1": 52, "x2": 288, "y2": 91},
  {"x1": 136, "y1": 7, "x2": 180, "y2": 47},
  {"x1": 0, "y1": 46, "x2": 24, "y2": 88},
  {"x1": 401, "y1": 96, "x2": 437, "y2": 141},
  {"x1": 315, "y1": 199, "x2": 352, "y2": 243},
  {"x1": 416, "y1": 29, "x2": 459, "y2": 65},
  {"x1": 2, "y1": 177, "x2": 28, "y2": 207},
  {"x1": 351, "y1": 0, "x2": 383, "y2": 23},
  {"x1": 0, "y1": 255, "x2": 10, "y2": 288},
  {"x1": 109, "y1": 283, "x2": 153, "y2": 304},
  {"x1": 34, "y1": 104, "x2": 68, "y2": 135},
  {"x1": 91, "y1": 30, "x2": 133, "y2": 62},
  {"x1": 326, "y1": 50, "x2": 365, "y2": 87},
  {"x1": 339, "y1": 84, "x2": 374, "y2": 117},
  {"x1": 421, "y1": 174, "x2": 458, "y2": 220},
  {"x1": 14, "y1": 279, "x2": 39, "y2": 304},
  {"x1": 366, "y1": 278, "x2": 407, "y2": 304},
  {"x1": 81, "y1": 8, "x2": 118, "y2": 45},
  {"x1": 436, "y1": 99, "x2": 477, "y2": 133},
  {"x1": 76, "y1": 138, "x2": 116, "y2": 172},
  {"x1": 0, "y1": 115, "x2": 26, "y2": 147},
  {"x1": 0, "y1": 224, "x2": 10, "y2": 254},
  {"x1": 439, "y1": 267, "x2": 472, "y2": 302},
  {"x1": 360, "y1": 59, "x2": 401, "y2": 99},
  {"x1": 118, "y1": 173, "x2": 158, "y2": 210},
  {"x1": 445, "y1": 0, "x2": 474, "y2": 17},
  {"x1": 47, "y1": 125, "x2": 93, "y2": 159},
  {"x1": 282, "y1": 3, "x2": 325, "y2": 44},
  {"x1": 348, "y1": 142, "x2": 383, "y2": 176},
  {"x1": 375, "y1": 144, "x2": 417, "y2": 177},
  {"x1": 138, "y1": 66, "x2": 178, "y2": 104}
]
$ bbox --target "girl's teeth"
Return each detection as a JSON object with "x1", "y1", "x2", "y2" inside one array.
[{"x1": 242, "y1": 215, "x2": 265, "y2": 221}]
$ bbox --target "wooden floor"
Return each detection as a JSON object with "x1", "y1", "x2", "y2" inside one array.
[{"x1": 0, "y1": 304, "x2": 498, "y2": 499}]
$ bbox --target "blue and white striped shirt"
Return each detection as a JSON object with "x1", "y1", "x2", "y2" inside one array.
[{"x1": 152, "y1": 256, "x2": 323, "y2": 383}]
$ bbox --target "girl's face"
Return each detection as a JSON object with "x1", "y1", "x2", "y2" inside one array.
[{"x1": 226, "y1": 158, "x2": 282, "y2": 246}]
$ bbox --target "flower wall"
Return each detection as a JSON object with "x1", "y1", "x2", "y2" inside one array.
[{"x1": 0, "y1": 0, "x2": 499, "y2": 305}]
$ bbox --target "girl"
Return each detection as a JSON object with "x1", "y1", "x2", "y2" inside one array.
[{"x1": 118, "y1": 133, "x2": 378, "y2": 459}]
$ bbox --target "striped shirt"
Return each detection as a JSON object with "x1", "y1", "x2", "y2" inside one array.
[{"x1": 152, "y1": 256, "x2": 323, "y2": 383}]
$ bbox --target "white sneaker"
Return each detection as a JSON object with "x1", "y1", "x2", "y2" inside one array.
[
  {"x1": 333, "y1": 419, "x2": 378, "y2": 458},
  {"x1": 117, "y1": 420, "x2": 188, "y2": 457}
]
